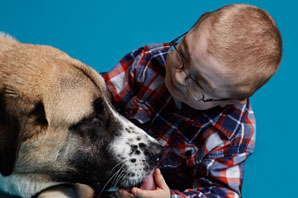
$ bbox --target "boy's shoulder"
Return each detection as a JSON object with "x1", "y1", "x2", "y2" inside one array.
[
  {"x1": 130, "y1": 43, "x2": 169, "y2": 80},
  {"x1": 216, "y1": 101, "x2": 255, "y2": 140}
]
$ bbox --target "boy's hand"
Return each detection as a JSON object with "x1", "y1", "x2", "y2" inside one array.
[{"x1": 115, "y1": 168, "x2": 170, "y2": 198}]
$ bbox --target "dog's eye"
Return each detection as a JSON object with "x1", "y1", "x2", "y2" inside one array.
[
  {"x1": 69, "y1": 115, "x2": 103, "y2": 132},
  {"x1": 91, "y1": 116, "x2": 101, "y2": 125},
  {"x1": 93, "y1": 98, "x2": 104, "y2": 114}
]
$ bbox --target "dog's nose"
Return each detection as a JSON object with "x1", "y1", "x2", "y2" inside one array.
[{"x1": 145, "y1": 142, "x2": 163, "y2": 164}]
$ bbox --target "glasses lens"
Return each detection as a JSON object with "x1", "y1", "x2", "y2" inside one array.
[
  {"x1": 168, "y1": 45, "x2": 175, "y2": 56},
  {"x1": 184, "y1": 73, "x2": 204, "y2": 101},
  {"x1": 169, "y1": 45, "x2": 184, "y2": 70}
]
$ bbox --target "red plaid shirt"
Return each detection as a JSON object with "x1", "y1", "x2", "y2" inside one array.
[{"x1": 104, "y1": 43, "x2": 256, "y2": 198}]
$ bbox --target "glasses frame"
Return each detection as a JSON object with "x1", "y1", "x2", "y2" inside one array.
[{"x1": 169, "y1": 32, "x2": 233, "y2": 103}]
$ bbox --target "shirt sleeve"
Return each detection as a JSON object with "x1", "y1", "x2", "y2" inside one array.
[
  {"x1": 170, "y1": 111, "x2": 256, "y2": 198},
  {"x1": 104, "y1": 46, "x2": 145, "y2": 113}
]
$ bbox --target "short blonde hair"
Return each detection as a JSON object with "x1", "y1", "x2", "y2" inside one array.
[{"x1": 193, "y1": 4, "x2": 282, "y2": 99}]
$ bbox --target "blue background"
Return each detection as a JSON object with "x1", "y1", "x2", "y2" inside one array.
[{"x1": 0, "y1": 0, "x2": 297, "y2": 197}]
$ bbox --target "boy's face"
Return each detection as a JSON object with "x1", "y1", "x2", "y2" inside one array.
[{"x1": 165, "y1": 20, "x2": 243, "y2": 110}]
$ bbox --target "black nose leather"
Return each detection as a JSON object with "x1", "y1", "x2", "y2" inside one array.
[{"x1": 145, "y1": 142, "x2": 163, "y2": 164}]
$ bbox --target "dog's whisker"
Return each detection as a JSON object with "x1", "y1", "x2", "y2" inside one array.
[
  {"x1": 107, "y1": 159, "x2": 128, "y2": 177},
  {"x1": 98, "y1": 162, "x2": 127, "y2": 196},
  {"x1": 101, "y1": 169, "x2": 122, "y2": 192},
  {"x1": 110, "y1": 163, "x2": 127, "y2": 187},
  {"x1": 120, "y1": 171, "x2": 130, "y2": 186},
  {"x1": 113, "y1": 169, "x2": 127, "y2": 188}
]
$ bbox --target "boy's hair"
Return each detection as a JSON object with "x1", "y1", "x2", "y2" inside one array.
[{"x1": 193, "y1": 4, "x2": 282, "y2": 99}]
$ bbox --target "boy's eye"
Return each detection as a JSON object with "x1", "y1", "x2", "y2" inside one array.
[
  {"x1": 180, "y1": 53, "x2": 187, "y2": 61},
  {"x1": 177, "y1": 48, "x2": 186, "y2": 60}
]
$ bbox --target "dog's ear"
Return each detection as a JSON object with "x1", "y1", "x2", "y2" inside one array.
[
  {"x1": 0, "y1": 94, "x2": 23, "y2": 176},
  {"x1": 0, "y1": 93, "x2": 48, "y2": 176},
  {"x1": 31, "y1": 102, "x2": 48, "y2": 126},
  {"x1": 26, "y1": 101, "x2": 48, "y2": 134}
]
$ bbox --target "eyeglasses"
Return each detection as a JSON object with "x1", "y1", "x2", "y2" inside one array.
[{"x1": 168, "y1": 32, "x2": 232, "y2": 103}]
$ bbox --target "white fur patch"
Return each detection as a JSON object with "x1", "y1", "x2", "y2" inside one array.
[
  {"x1": 107, "y1": 100, "x2": 159, "y2": 187},
  {"x1": 0, "y1": 174, "x2": 61, "y2": 198}
]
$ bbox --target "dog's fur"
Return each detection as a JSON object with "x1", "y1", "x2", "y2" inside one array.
[{"x1": 0, "y1": 33, "x2": 162, "y2": 198}]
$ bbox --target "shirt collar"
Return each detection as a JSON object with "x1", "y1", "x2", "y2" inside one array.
[
  {"x1": 195, "y1": 100, "x2": 249, "y2": 139},
  {"x1": 172, "y1": 98, "x2": 249, "y2": 140}
]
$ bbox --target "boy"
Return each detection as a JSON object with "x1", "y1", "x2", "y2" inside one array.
[{"x1": 104, "y1": 4, "x2": 282, "y2": 198}]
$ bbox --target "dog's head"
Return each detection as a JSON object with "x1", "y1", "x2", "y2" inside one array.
[{"x1": 0, "y1": 34, "x2": 163, "y2": 197}]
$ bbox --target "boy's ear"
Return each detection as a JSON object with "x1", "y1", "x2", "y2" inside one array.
[{"x1": 0, "y1": 94, "x2": 23, "y2": 176}]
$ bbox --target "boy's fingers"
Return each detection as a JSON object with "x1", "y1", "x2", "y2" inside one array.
[
  {"x1": 116, "y1": 189, "x2": 134, "y2": 198},
  {"x1": 131, "y1": 188, "x2": 153, "y2": 198},
  {"x1": 154, "y1": 168, "x2": 167, "y2": 189}
]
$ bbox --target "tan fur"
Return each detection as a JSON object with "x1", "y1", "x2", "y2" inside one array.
[
  {"x1": 0, "y1": 33, "x2": 163, "y2": 198},
  {"x1": 0, "y1": 34, "x2": 109, "y2": 198},
  {"x1": 37, "y1": 184, "x2": 94, "y2": 198}
]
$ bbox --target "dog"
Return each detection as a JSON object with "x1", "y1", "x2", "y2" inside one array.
[{"x1": 0, "y1": 33, "x2": 163, "y2": 198}]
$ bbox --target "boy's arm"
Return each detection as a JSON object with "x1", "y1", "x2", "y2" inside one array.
[
  {"x1": 171, "y1": 113, "x2": 256, "y2": 198},
  {"x1": 104, "y1": 46, "x2": 145, "y2": 113},
  {"x1": 128, "y1": 144, "x2": 254, "y2": 198},
  {"x1": 122, "y1": 109, "x2": 256, "y2": 198},
  {"x1": 171, "y1": 153, "x2": 252, "y2": 198}
]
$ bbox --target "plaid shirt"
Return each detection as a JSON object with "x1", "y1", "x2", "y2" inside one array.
[{"x1": 104, "y1": 43, "x2": 256, "y2": 198}]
